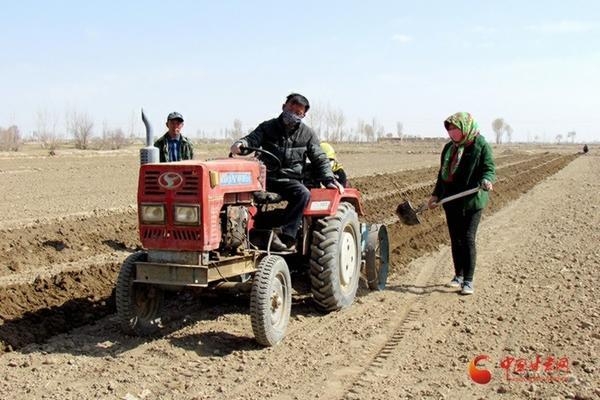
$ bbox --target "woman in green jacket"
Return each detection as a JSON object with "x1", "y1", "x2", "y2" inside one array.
[{"x1": 428, "y1": 112, "x2": 496, "y2": 295}]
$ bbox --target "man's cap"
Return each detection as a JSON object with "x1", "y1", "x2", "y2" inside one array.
[{"x1": 167, "y1": 112, "x2": 184, "y2": 122}]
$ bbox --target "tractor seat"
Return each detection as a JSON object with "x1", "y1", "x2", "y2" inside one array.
[{"x1": 253, "y1": 191, "x2": 283, "y2": 205}]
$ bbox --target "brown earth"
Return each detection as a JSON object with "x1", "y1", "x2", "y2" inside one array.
[
  {"x1": 0, "y1": 142, "x2": 444, "y2": 228},
  {"x1": 0, "y1": 143, "x2": 596, "y2": 399},
  {"x1": 0, "y1": 151, "x2": 573, "y2": 350},
  {"x1": 0, "y1": 141, "x2": 575, "y2": 228}
]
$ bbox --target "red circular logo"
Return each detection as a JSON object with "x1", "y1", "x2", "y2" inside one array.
[
  {"x1": 469, "y1": 355, "x2": 492, "y2": 384},
  {"x1": 158, "y1": 172, "x2": 183, "y2": 190}
]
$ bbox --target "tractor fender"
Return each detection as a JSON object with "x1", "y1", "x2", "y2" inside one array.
[{"x1": 304, "y1": 188, "x2": 364, "y2": 217}]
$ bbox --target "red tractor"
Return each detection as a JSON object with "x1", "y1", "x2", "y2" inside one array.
[{"x1": 116, "y1": 142, "x2": 389, "y2": 346}]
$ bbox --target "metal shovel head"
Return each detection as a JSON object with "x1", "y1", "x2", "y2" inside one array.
[{"x1": 396, "y1": 201, "x2": 421, "y2": 225}]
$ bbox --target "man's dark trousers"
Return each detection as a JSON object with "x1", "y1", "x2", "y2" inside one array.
[{"x1": 266, "y1": 179, "x2": 311, "y2": 239}]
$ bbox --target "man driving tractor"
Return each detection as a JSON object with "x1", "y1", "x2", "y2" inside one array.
[{"x1": 230, "y1": 93, "x2": 343, "y2": 252}]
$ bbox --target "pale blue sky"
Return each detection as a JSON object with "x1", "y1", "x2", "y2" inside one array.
[{"x1": 1, "y1": 0, "x2": 599, "y2": 142}]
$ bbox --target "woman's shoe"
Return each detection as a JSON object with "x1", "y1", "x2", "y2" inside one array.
[
  {"x1": 446, "y1": 275, "x2": 464, "y2": 288},
  {"x1": 461, "y1": 281, "x2": 474, "y2": 295}
]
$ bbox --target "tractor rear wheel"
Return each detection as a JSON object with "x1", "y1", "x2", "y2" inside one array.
[
  {"x1": 310, "y1": 202, "x2": 361, "y2": 311},
  {"x1": 250, "y1": 255, "x2": 292, "y2": 346},
  {"x1": 116, "y1": 251, "x2": 164, "y2": 336}
]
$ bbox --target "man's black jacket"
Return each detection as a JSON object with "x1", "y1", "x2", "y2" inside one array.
[{"x1": 236, "y1": 117, "x2": 334, "y2": 182}]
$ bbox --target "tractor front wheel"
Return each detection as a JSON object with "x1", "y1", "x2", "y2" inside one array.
[
  {"x1": 310, "y1": 202, "x2": 361, "y2": 311},
  {"x1": 250, "y1": 255, "x2": 292, "y2": 346},
  {"x1": 116, "y1": 251, "x2": 164, "y2": 336}
]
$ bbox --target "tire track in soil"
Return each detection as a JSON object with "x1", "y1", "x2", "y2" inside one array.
[
  {"x1": 328, "y1": 155, "x2": 579, "y2": 400},
  {"x1": 336, "y1": 252, "x2": 451, "y2": 400},
  {"x1": 0, "y1": 153, "x2": 577, "y2": 351},
  {"x1": 234, "y1": 153, "x2": 575, "y2": 399}
]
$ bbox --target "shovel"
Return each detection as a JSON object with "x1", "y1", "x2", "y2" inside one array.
[{"x1": 396, "y1": 187, "x2": 481, "y2": 225}]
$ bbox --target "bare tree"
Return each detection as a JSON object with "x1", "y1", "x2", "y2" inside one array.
[
  {"x1": 364, "y1": 123, "x2": 375, "y2": 142},
  {"x1": 100, "y1": 121, "x2": 128, "y2": 150},
  {"x1": 396, "y1": 121, "x2": 404, "y2": 139},
  {"x1": 0, "y1": 125, "x2": 22, "y2": 151},
  {"x1": 227, "y1": 118, "x2": 243, "y2": 140},
  {"x1": 356, "y1": 119, "x2": 367, "y2": 142},
  {"x1": 567, "y1": 131, "x2": 576, "y2": 143},
  {"x1": 128, "y1": 110, "x2": 140, "y2": 141},
  {"x1": 504, "y1": 124, "x2": 514, "y2": 144},
  {"x1": 492, "y1": 118, "x2": 505, "y2": 144},
  {"x1": 66, "y1": 110, "x2": 94, "y2": 149},
  {"x1": 327, "y1": 108, "x2": 346, "y2": 142},
  {"x1": 306, "y1": 104, "x2": 324, "y2": 138},
  {"x1": 555, "y1": 134, "x2": 563, "y2": 144},
  {"x1": 324, "y1": 109, "x2": 334, "y2": 141},
  {"x1": 35, "y1": 109, "x2": 59, "y2": 150},
  {"x1": 106, "y1": 128, "x2": 127, "y2": 150},
  {"x1": 371, "y1": 117, "x2": 385, "y2": 141},
  {"x1": 356, "y1": 118, "x2": 383, "y2": 142}
]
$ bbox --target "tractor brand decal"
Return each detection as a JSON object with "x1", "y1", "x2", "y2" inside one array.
[
  {"x1": 309, "y1": 201, "x2": 331, "y2": 211},
  {"x1": 158, "y1": 172, "x2": 184, "y2": 190},
  {"x1": 220, "y1": 172, "x2": 252, "y2": 186}
]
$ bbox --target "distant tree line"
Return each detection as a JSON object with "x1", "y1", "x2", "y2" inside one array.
[
  {"x1": 0, "y1": 107, "x2": 587, "y2": 152},
  {"x1": 0, "y1": 125, "x2": 21, "y2": 151}
]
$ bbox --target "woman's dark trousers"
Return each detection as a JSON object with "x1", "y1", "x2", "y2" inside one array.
[{"x1": 443, "y1": 205, "x2": 483, "y2": 282}]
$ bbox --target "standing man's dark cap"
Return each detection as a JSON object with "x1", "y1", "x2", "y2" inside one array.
[
  {"x1": 167, "y1": 112, "x2": 184, "y2": 122},
  {"x1": 285, "y1": 93, "x2": 310, "y2": 112}
]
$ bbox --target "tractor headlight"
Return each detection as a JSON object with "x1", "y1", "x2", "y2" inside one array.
[
  {"x1": 140, "y1": 204, "x2": 165, "y2": 224},
  {"x1": 174, "y1": 205, "x2": 200, "y2": 225}
]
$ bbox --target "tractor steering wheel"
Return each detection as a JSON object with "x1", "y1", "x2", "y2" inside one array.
[{"x1": 232, "y1": 146, "x2": 282, "y2": 173}]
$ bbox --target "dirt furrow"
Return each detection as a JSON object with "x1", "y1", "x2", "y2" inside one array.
[
  {"x1": 0, "y1": 153, "x2": 535, "y2": 277},
  {"x1": 0, "y1": 153, "x2": 578, "y2": 351},
  {"x1": 382, "y1": 154, "x2": 577, "y2": 273}
]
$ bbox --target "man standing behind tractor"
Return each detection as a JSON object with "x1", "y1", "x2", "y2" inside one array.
[
  {"x1": 154, "y1": 112, "x2": 194, "y2": 162},
  {"x1": 230, "y1": 93, "x2": 342, "y2": 252}
]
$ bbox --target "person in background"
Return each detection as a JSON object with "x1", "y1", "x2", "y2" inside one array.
[
  {"x1": 320, "y1": 142, "x2": 348, "y2": 187},
  {"x1": 429, "y1": 112, "x2": 496, "y2": 295},
  {"x1": 154, "y1": 112, "x2": 194, "y2": 162}
]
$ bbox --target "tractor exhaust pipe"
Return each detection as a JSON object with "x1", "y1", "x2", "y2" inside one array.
[
  {"x1": 142, "y1": 108, "x2": 153, "y2": 146},
  {"x1": 139, "y1": 108, "x2": 159, "y2": 165}
]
